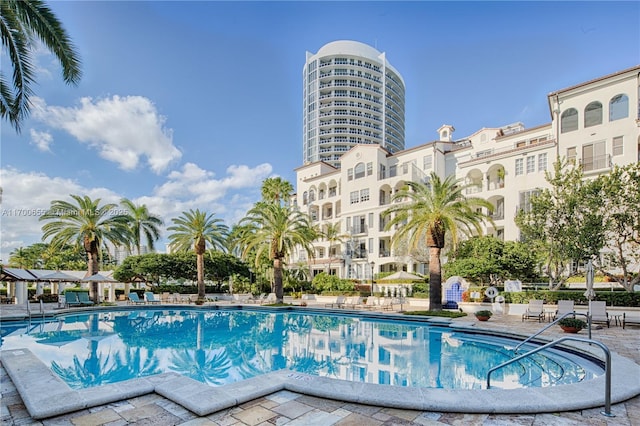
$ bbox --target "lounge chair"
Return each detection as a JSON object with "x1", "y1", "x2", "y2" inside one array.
[
  {"x1": 522, "y1": 300, "x2": 544, "y2": 322},
  {"x1": 128, "y1": 292, "x2": 145, "y2": 305},
  {"x1": 145, "y1": 292, "x2": 161, "y2": 304},
  {"x1": 77, "y1": 292, "x2": 95, "y2": 306},
  {"x1": 378, "y1": 297, "x2": 395, "y2": 311},
  {"x1": 261, "y1": 293, "x2": 277, "y2": 305},
  {"x1": 325, "y1": 295, "x2": 346, "y2": 308},
  {"x1": 622, "y1": 313, "x2": 640, "y2": 329},
  {"x1": 552, "y1": 300, "x2": 575, "y2": 321},
  {"x1": 362, "y1": 296, "x2": 378, "y2": 310},
  {"x1": 343, "y1": 296, "x2": 362, "y2": 309},
  {"x1": 65, "y1": 292, "x2": 82, "y2": 308},
  {"x1": 589, "y1": 301, "x2": 610, "y2": 327}
]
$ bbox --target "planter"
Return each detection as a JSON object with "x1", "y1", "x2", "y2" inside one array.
[
  {"x1": 476, "y1": 316, "x2": 491, "y2": 322},
  {"x1": 560, "y1": 326, "x2": 582, "y2": 333}
]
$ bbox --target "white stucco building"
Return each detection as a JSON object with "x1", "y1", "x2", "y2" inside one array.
[
  {"x1": 302, "y1": 40, "x2": 405, "y2": 168},
  {"x1": 293, "y1": 65, "x2": 640, "y2": 280}
]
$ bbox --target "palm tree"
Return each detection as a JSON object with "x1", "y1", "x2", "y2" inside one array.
[
  {"x1": 261, "y1": 177, "x2": 293, "y2": 205},
  {"x1": 383, "y1": 173, "x2": 493, "y2": 310},
  {"x1": 120, "y1": 198, "x2": 163, "y2": 255},
  {"x1": 1, "y1": 0, "x2": 81, "y2": 132},
  {"x1": 40, "y1": 195, "x2": 130, "y2": 302},
  {"x1": 235, "y1": 202, "x2": 316, "y2": 303},
  {"x1": 167, "y1": 209, "x2": 228, "y2": 302},
  {"x1": 320, "y1": 222, "x2": 348, "y2": 276}
]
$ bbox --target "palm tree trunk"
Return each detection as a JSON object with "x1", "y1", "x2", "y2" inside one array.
[
  {"x1": 429, "y1": 246, "x2": 442, "y2": 310},
  {"x1": 196, "y1": 253, "x2": 205, "y2": 300},
  {"x1": 85, "y1": 237, "x2": 100, "y2": 304},
  {"x1": 274, "y1": 257, "x2": 283, "y2": 303}
]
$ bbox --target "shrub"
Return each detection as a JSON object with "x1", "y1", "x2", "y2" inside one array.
[
  {"x1": 475, "y1": 310, "x2": 493, "y2": 318},
  {"x1": 558, "y1": 317, "x2": 587, "y2": 329}
]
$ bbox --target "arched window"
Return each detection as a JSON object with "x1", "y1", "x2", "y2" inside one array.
[
  {"x1": 309, "y1": 189, "x2": 316, "y2": 202},
  {"x1": 354, "y1": 162, "x2": 366, "y2": 179},
  {"x1": 584, "y1": 101, "x2": 603, "y2": 127},
  {"x1": 303, "y1": 191, "x2": 308, "y2": 205},
  {"x1": 561, "y1": 108, "x2": 578, "y2": 133},
  {"x1": 609, "y1": 94, "x2": 629, "y2": 121}
]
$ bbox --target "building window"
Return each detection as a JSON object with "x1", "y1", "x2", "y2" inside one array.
[
  {"x1": 538, "y1": 153, "x2": 548, "y2": 171},
  {"x1": 360, "y1": 188, "x2": 370, "y2": 202},
  {"x1": 561, "y1": 108, "x2": 578, "y2": 133},
  {"x1": 612, "y1": 136, "x2": 623, "y2": 156},
  {"x1": 567, "y1": 147, "x2": 577, "y2": 164},
  {"x1": 367, "y1": 162, "x2": 373, "y2": 176},
  {"x1": 379, "y1": 164, "x2": 386, "y2": 179},
  {"x1": 350, "y1": 191, "x2": 359, "y2": 204},
  {"x1": 309, "y1": 189, "x2": 315, "y2": 202},
  {"x1": 519, "y1": 190, "x2": 540, "y2": 213},
  {"x1": 354, "y1": 162, "x2": 366, "y2": 179},
  {"x1": 584, "y1": 101, "x2": 603, "y2": 128},
  {"x1": 526, "y1": 156, "x2": 535, "y2": 173},
  {"x1": 515, "y1": 158, "x2": 524, "y2": 176},
  {"x1": 347, "y1": 168, "x2": 353, "y2": 181},
  {"x1": 609, "y1": 94, "x2": 629, "y2": 121},
  {"x1": 303, "y1": 191, "x2": 308, "y2": 205},
  {"x1": 582, "y1": 141, "x2": 606, "y2": 171},
  {"x1": 368, "y1": 238, "x2": 374, "y2": 253},
  {"x1": 368, "y1": 212, "x2": 374, "y2": 228},
  {"x1": 423, "y1": 154, "x2": 433, "y2": 170}
]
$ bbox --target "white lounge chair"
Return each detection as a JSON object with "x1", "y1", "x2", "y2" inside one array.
[
  {"x1": 553, "y1": 300, "x2": 575, "y2": 321},
  {"x1": 522, "y1": 300, "x2": 544, "y2": 322},
  {"x1": 144, "y1": 292, "x2": 161, "y2": 304},
  {"x1": 589, "y1": 301, "x2": 610, "y2": 327}
]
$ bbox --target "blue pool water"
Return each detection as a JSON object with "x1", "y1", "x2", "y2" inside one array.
[{"x1": 0, "y1": 308, "x2": 602, "y2": 390}]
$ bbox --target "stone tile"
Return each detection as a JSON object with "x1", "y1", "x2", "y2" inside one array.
[
  {"x1": 295, "y1": 395, "x2": 344, "y2": 412},
  {"x1": 232, "y1": 405, "x2": 277, "y2": 426},
  {"x1": 271, "y1": 400, "x2": 313, "y2": 419},
  {"x1": 380, "y1": 408, "x2": 421, "y2": 421},
  {"x1": 284, "y1": 409, "x2": 343, "y2": 426},
  {"x1": 336, "y1": 413, "x2": 384, "y2": 425},
  {"x1": 103, "y1": 420, "x2": 129, "y2": 426},
  {"x1": 118, "y1": 403, "x2": 168, "y2": 423},
  {"x1": 176, "y1": 418, "x2": 217, "y2": 426},
  {"x1": 69, "y1": 408, "x2": 121, "y2": 426},
  {"x1": 265, "y1": 390, "x2": 301, "y2": 404},
  {"x1": 341, "y1": 403, "x2": 382, "y2": 417}
]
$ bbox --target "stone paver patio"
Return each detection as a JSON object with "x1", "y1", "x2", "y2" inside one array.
[{"x1": 1, "y1": 302, "x2": 639, "y2": 425}]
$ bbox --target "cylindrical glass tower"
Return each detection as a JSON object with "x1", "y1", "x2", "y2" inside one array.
[{"x1": 303, "y1": 40, "x2": 405, "y2": 167}]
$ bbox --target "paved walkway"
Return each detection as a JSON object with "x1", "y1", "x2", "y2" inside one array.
[{"x1": 1, "y1": 302, "x2": 639, "y2": 425}]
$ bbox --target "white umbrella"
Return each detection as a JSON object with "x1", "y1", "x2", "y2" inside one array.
[
  {"x1": 584, "y1": 259, "x2": 596, "y2": 301},
  {"x1": 82, "y1": 273, "x2": 117, "y2": 282}
]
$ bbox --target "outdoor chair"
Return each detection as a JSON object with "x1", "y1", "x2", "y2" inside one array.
[
  {"x1": 379, "y1": 297, "x2": 395, "y2": 311},
  {"x1": 522, "y1": 299, "x2": 545, "y2": 322},
  {"x1": 344, "y1": 296, "x2": 362, "y2": 309},
  {"x1": 363, "y1": 296, "x2": 378, "y2": 310},
  {"x1": 588, "y1": 301, "x2": 610, "y2": 327},
  {"x1": 127, "y1": 292, "x2": 145, "y2": 305},
  {"x1": 261, "y1": 293, "x2": 277, "y2": 305},
  {"x1": 77, "y1": 292, "x2": 95, "y2": 306},
  {"x1": 64, "y1": 292, "x2": 82, "y2": 308},
  {"x1": 622, "y1": 313, "x2": 640, "y2": 329},
  {"x1": 325, "y1": 295, "x2": 345, "y2": 308},
  {"x1": 145, "y1": 292, "x2": 161, "y2": 304},
  {"x1": 552, "y1": 300, "x2": 575, "y2": 321}
]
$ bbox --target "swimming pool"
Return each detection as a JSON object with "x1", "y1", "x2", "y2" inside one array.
[
  {"x1": 1, "y1": 307, "x2": 602, "y2": 390},
  {"x1": 2, "y1": 306, "x2": 639, "y2": 419}
]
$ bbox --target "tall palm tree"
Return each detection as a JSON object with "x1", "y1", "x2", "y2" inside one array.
[
  {"x1": 320, "y1": 222, "x2": 348, "y2": 276},
  {"x1": 120, "y1": 198, "x2": 163, "y2": 255},
  {"x1": 40, "y1": 195, "x2": 130, "y2": 302},
  {"x1": 1, "y1": 0, "x2": 81, "y2": 132},
  {"x1": 167, "y1": 209, "x2": 228, "y2": 301},
  {"x1": 235, "y1": 202, "x2": 316, "y2": 303},
  {"x1": 261, "y1": 177, "x2": 294, "y2": 205},
  {"x1": 383, "y1": 173, "x2": 493, "y2": 310}
]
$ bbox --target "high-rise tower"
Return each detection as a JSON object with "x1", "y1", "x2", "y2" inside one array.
[{"x1": 303, "y1": 40, "x2": 405, "y2": 167}]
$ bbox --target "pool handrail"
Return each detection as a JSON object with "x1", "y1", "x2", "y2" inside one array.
[
  {"x1": 514, "y1": 312, "x2": 591, "y2": 354},
  {"x1": 487, "y1": 336, "x2": 613, "y2": 417}
]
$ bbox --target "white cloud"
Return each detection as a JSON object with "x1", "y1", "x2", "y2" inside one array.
[
  {"x1": 0, "y1": 162, "x2": 272, "y2": 262},
  {"x1": 29, "y1": 129, "x2": 53, "y2": 152},
  {"x1": 31, "y1": 95, "x2": 182, "y2": 174}
]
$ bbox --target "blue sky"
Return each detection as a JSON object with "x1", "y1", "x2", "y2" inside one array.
[{"x1": 1, "y1": 1, "x2": 639, "y2": 262}]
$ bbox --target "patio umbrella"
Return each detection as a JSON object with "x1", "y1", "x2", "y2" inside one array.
[
  {"x1": 39, "y1": 270, "x2": 79, "y2": 282},
  {"x1": 82, "y1": 273, "x2": 117, "y2": 283},
  {"x1": 584, "y1": 259, "x2": 596, "y2": 301}
]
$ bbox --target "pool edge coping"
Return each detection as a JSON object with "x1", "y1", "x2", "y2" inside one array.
[{"x1": 2, "y1": 345, "x2": 640, "y2": 419}]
